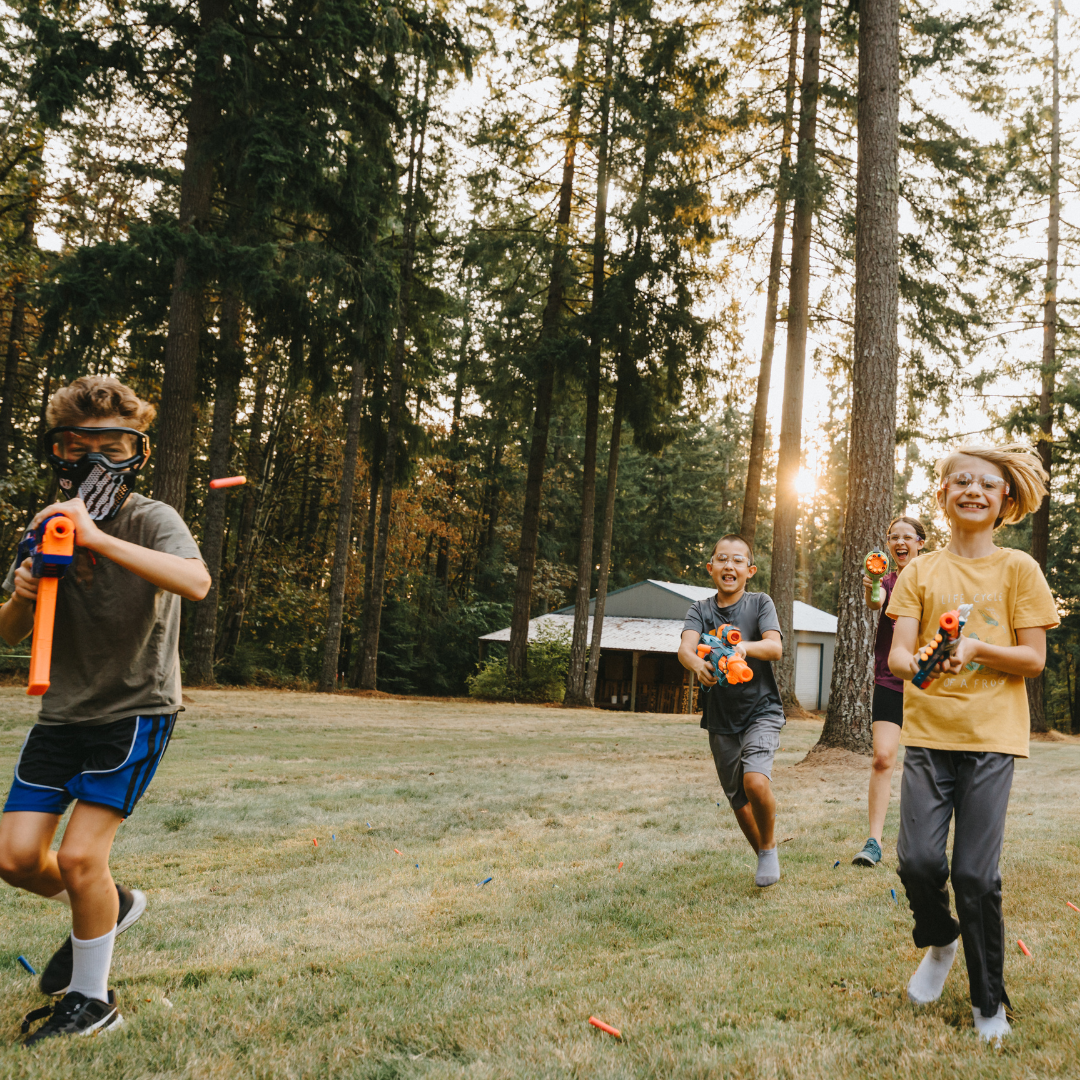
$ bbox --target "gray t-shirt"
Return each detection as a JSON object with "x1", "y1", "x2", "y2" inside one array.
[
  {"x1": 4, "y1": 493, "x2": 205, "y2": 725},
  {"x1": 682, "y1": 591, "x2": 784, "y2": 735}
]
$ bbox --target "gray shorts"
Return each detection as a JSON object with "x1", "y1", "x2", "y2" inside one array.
[{"x1": 708, "y1": 713, "x2": 785, "y2": 810}]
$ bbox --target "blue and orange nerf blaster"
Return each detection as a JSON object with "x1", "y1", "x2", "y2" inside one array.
[
  {"x1": 911, "y1": 603, "x2": 973, "y2": 689},
  {"x1": 696, "y1": 624, "x2": 754, "y2": 691},
  {"x1": 17, "y1": 514, "x2": 76, "y2": 696},
  {"x1": 864, "y1": 550, "x2": 890, "y2": 604}
]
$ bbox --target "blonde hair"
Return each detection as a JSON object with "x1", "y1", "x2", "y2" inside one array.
[
  {"x1": 935, "y1": 443, "x2": 1047, "y2": 526},
  {"x1": 46, "y1": 376, "x2": 156, "y2": 431}
]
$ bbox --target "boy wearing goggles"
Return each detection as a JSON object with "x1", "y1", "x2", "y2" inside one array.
[
  {"x1": 0, "y1": 376, "x2": 210, "y2": 1045},
  {"x1": 886, "y1": 444, "x2": 1057, "y2": 1042}
]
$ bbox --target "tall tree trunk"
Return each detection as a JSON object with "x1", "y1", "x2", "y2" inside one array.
[
  {"x1": 358, "y1": 67, "x2": 430, "y2": 690},
  {"x1": 508, "y1": 10, "x2": 589, "y2": 677},
  {"x1": 1027, "y1": 0, "x2": 1059, "y2": 734},
  {"x1": 318, "y1": 351, "x2": 367, "y2": 691},
  {"x1": 154, "y1": 0, "x2": 226, "y2": 515},
  {"x1": 187, "y1": 289, "x2": 242, "y2": 683},
  {"x1": 584, "y1": 371, "x2": 626, "y2": 704},
  {"x1": 770, "y1": 0, "x2": 821, "y2": 712},
  {"x1": 350, "y1": 454, "x2": 381, "y2": 686},
  {"x1": 815, "y1": 0, "x2": 899, "y2": 754},
  {"x1": 740, "y1": 3, "x2": 801, "y2": 546},
  {"x1": 436, "y1": 271, "x2": 471, "y2": 588},
  {"x1": 0, "y1": 185, "x2": 38, "y2": 475},
  {"x1": 218, "y1": 351, "x2": 269, "y2": 659},
  {"x1": 566, "y1": 4, "x2": 616, "y2": 706}
]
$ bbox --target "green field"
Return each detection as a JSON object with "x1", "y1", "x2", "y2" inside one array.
[{"x1": 0, "y1": 687, "x2": 1077, "y2": 1078}]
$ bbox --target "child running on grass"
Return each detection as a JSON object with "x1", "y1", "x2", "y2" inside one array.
[
  {"x1": 887, "y1": 443, "x2": 1057, "y2": 1043},
  {"x1": 679, "y1": 535, "x2": 785, "y2": 888},
  {"x1": 0, "y1": 376, "x2": 210, "y2": 1047},
  {"x1": 852, "y1": 516, "x2": 926, "y2": 868}
]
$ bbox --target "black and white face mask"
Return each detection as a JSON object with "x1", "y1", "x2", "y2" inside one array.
[{"x1": 45, "y1": 427, "x2": 150, "y2": 521}]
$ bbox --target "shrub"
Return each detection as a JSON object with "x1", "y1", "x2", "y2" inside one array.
[{"x1": 467, "y1": 623, "x2": 571, "y2": 703}]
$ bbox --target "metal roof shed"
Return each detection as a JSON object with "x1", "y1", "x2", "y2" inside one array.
[{"x1": 479, "y1": 580, "x2": 839, "y2": 713}]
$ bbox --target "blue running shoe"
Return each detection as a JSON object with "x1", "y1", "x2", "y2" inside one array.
[{"x1": 852, "y1": 838, "x2": 882, "y2": 866}]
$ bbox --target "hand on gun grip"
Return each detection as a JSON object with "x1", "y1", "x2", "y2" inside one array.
[
  {"x1": 697, "y1": 624, "x2": 754, "y2": 693},
  {"x1": 18, "y1": 514, "x2": 76, "y2": 696},
  {"x1": 912, "y1": 603, "x2": 973, "y2": 689}
]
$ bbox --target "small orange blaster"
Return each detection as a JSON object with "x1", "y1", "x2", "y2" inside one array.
[
  {"x1": 696, "y1": 624, "x2": 754, "y2": 690},
  {"x1": 17, "y1": 514, "x2": 76, "y2": 696},
  {"x1": 911, "y1": 603, "x2": 973, "y2": 689},
  {"x1": 864, "y1": 550, "x2": 890, "y2": 604}
]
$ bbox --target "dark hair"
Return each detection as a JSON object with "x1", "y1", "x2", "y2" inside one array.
[
  {"x1": 887, "y1": 516, "x2": 926, "y2": 543},
  {"x1": 711, "y1": 534, "x2": 754, "y2": 565},
  {"x1": 46, "y1": 375, "x2": 156, "y2": 431}
]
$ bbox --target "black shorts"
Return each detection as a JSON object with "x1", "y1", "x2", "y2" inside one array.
[
  {"x1": 872, "y1": 684, "x2": 903, "y2": 727},
  {"x1": 4, "y1": 714, "x2": 176, "y2": 818}
]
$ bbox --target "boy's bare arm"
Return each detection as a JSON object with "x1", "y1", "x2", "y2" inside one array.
[
  {"x1": 890, "y1": 616, "x2": 1047, "y2": 680},
  {"x1": 0, "y1": 585, "x2": 35, "y2": 646},
  {"x1": 740, "y1": 629, "x2": 782, "y2": 661},
  {"x1": 943, "y1": 627, "x2": 1046, "y2": 678},
  {"x1": 28, "y1": 500, "x2": 211, "y2": 602},
  {"x1": 678, "y1": 629, "x2": 718, "y2": 685}
]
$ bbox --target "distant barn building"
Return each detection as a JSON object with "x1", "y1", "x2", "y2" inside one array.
[{"x1": 479, "y1": 580, "x2": 838, "y2": 714}]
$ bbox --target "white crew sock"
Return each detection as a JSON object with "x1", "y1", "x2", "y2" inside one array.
[
  {"x1": 906, "y1": 938, "x2": 958, "y2": 1004},
  {"x1": 68, "y1": 928, "x2": 116, "y2": 1003},
  {"x1": 48, "y1": 889, "x2": 71, "y2": 907},
  {"x1": 972, "y1": 1003, "x2": 1010, "y2": 1043},
  {"x1": 755, "y1": 847, "x2": 780, "y2": 887}
]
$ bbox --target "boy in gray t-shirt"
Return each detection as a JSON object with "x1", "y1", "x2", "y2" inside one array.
[
  {"x1": 0, "y1": 376, "x2": 210, "y2": 1044},
  {"x1": 678, "y1": 534, "x2": 785, "y2": 888}
]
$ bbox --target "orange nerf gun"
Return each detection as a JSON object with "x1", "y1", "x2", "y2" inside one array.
[
  {"x1": 696, "y1": 624, "x2": 754, "y2": 691},
  {"x1": 864, "y1": 550, "x2": 889, "y2": 604},
  {"x1": 17, "y1": 514, "x2": 76, "y2": 696}
]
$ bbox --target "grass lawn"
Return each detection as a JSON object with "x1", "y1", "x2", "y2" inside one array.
[{"x1": 0, "y1": 686, "x2": 1078, "y2": 1078}]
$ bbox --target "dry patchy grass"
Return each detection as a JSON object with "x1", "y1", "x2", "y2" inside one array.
[{"x1": 0, "y1": 687, "x2": 1077, "y2": 1078}]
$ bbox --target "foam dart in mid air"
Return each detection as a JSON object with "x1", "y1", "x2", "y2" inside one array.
[
  {"x1": 18, "y1": 514, "x2": 76, "y2": 696},
  {"x1": 209, "y1": 475, "x2": 247, "y2": 489},
  {"x1": 863, "y1": 550, "x2": 889, "y2": 604}
]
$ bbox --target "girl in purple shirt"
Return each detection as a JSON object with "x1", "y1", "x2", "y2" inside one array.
[{"x1": 852, "y1": 516, "x2": 926, "y2": 867}]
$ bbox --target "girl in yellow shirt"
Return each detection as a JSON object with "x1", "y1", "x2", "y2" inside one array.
[{"x1": 887, "y1": 443, "x2": 1058, "y2": 1044}]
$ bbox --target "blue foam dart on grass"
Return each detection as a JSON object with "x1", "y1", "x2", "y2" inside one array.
[
  {"x1": 891, "y1": 888, "x2": 897, "y2": 904},
  {"x1": 331, "y1": 834, "x2": 335, "y2": 841},
  {"x1": 477, "y1": 877, "x2": 493, "y2": 887},
  {"x1": 833, "y1": 860, "x2": 840, "y2": 869},
  {"x1": 17, "y1": 956, "x2": 36, "y2": 975}
]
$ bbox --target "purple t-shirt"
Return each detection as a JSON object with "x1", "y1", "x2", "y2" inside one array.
[{"x1": 874, "y1": 571, "x2": 904, "y2": 693}]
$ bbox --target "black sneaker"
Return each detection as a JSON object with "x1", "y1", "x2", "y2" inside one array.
[
  {"x1": 22, "y1": 990, "x2": 123, "y2": 1046},
  {"x1": 39, "y1": 885, "x2": 147, "y2": 996}
]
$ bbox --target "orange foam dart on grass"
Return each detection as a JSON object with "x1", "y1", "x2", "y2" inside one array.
[
  {"x1": 1017, "y1": 939, "x2": 1031, "y2": 957},
  {"x1": 313, "y1": 838, "x2": 318, "y2": 847},
  {"x1": 394, "y1": 849, "x2": 402, "y2": 855},
  {"x1": 1067, "y1": 901, "x2": 1080, "y2": 913},
  {"x1": 589, "y1": 1017, "x2": 621, "y2": 1039},
  {"x1": 617, "y1": 862, "x2": 623, "y2": 871},
  {"x1": 209, "y1": 476, "x2": 247, "y2": 489}
]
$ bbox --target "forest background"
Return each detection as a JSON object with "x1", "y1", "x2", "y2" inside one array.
[{"x1": 0, "y1": 0, "x2": 1077, "y2": 734}]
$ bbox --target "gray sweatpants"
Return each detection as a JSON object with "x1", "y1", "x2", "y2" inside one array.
[{"x1": 896, "y1": 746, "x2": 1014, "y2": 1017}]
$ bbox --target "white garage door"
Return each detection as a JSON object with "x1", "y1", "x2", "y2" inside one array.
[{"x1": 795, "y1": 642, "x2": 822, "y2": 710}]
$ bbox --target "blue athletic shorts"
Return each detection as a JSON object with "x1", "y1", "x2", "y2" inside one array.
[{"x1": 3, "y1": 714, "x2": 177, "y2": 818}]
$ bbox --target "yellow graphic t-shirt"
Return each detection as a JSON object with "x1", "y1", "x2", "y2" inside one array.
[{"x1": 886, "y1": 547, "x2": 1059, "y2": 757}]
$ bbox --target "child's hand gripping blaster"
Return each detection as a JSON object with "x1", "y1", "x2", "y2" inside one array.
[
  {"x1": 17, "y1": 514, "x2": 76, "y2": 696},
  {"x1": 696, "y1": 624, "x2": 754, "y2": 692},
  {"x1": 864, "y1": 550, "x2": 889, "y2": 604},
  {"x1": 911, "y1": 603, "x2": 973, "y2": 690}
]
